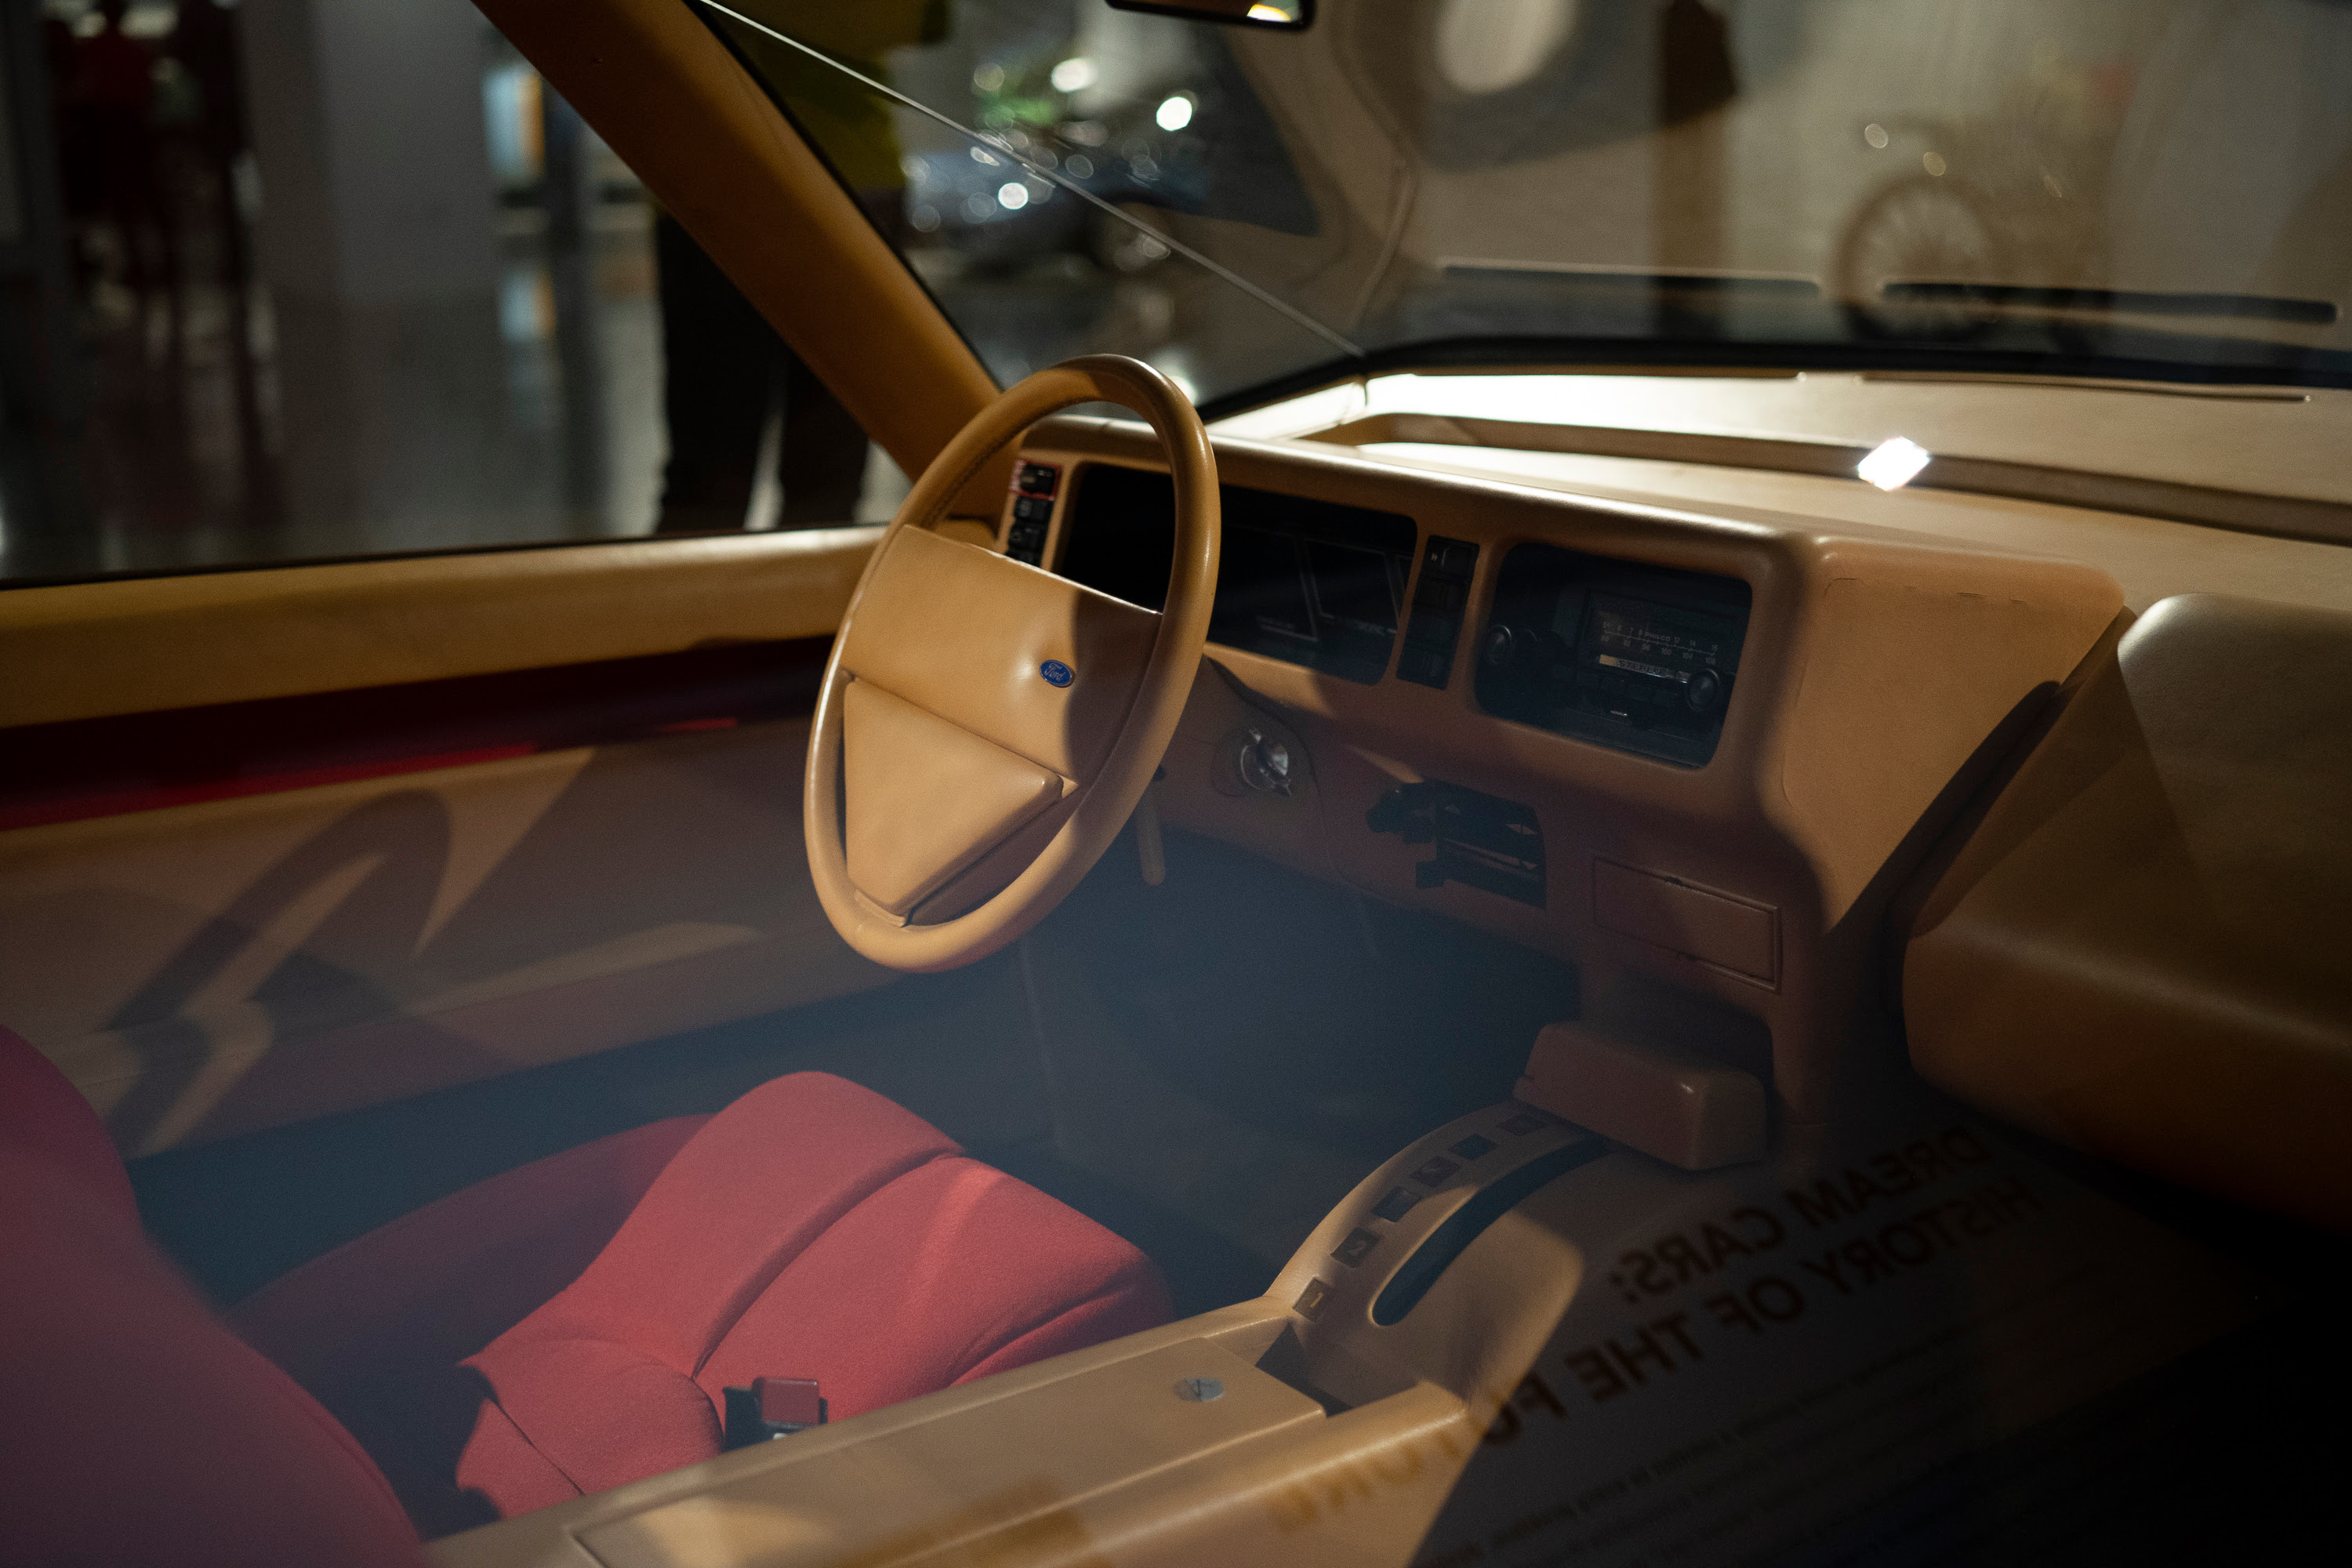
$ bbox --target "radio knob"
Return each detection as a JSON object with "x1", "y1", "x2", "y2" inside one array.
[
  {"x1": 1485, "y1": 623, "x2": 1566, "y2": 677},
  {"x1": 1482, "y1": 623, "x2": 1522, "y2": 671},
  {"x1": 1686, "y1": 669, "x2": 1722, "y2": 713}
]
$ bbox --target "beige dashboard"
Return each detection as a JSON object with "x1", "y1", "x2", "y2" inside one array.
[
  {"x1": 991, "y1": 416, "x2": 2352, "y2": 1230},
  {"x1": 1004, "y1": 416, "x2": 2122, "y2": 1130}
]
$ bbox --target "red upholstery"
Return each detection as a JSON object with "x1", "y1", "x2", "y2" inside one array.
[
  {"x1": 452, "y1": 1073, "x2": 1174, "y2": 1519},
  {"x1": 0, "y1": 1027, "x2": 1173, "y2": 1555},
  {"x1": 0, "y1": 1018, "x2": 138, "y2": 1222},
  {"x1": 230, "y1": 1115, "x2": 713, "y2": 1535},
  {"x1": 0, "y1": 1029, "x2": 427, "y2": 1566}
]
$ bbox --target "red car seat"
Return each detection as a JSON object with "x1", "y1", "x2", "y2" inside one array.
[{"x1": 0, "y1": 1027, "x2": 1171, "y2": 1561}]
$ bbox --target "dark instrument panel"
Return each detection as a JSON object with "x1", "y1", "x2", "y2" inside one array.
[
  {"x1": 1476, "y1": 543, "x2": 1751, "y2": 766},
  {"x1": 1058, "y1": 464, "x2": 1417, "y2": 684}
]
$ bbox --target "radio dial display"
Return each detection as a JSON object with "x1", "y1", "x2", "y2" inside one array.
[
  {"x1": 1584, "y1": 594, "x2": 1736, "y2": 686},
  {"x1": 1481, "y1": 544, "x2": 1751, "y2": 768}
]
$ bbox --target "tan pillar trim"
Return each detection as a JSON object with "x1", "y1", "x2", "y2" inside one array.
[{"x1": 479, "y1": 0, "x2": 1007, "y2": 517}]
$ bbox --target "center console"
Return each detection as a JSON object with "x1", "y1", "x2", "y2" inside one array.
[
  {"x1": 429, "y1": 1101, "x2": 1595, "y2": 1568},
  {"x1": 427, "y1": 1083, "x2": 2267, "y2": 1568}
]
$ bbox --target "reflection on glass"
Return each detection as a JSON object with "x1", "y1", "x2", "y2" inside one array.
[
  {"x1": 1857, "y1": 436, "x2": 1931, "y2": 491},
  {"x1": 706, "y1": 0, "x2": 2350, "y2": 411}
]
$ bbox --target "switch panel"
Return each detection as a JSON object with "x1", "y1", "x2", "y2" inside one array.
[
  {"x1": 1367, "y1": 779, "x2": 1544, "y2": 906},
  {"x1": 1398, "y1": 535, "x2": 1479, "y2": 688},
  {"x1": 1004, "y1": 462, "x2": 1062, "y2": 567}
]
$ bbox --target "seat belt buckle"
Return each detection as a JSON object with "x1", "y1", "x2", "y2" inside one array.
[{"x1": 722, "y1": 1377, "x2": 826, "y2": 1450}]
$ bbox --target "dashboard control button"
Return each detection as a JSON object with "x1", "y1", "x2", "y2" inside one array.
[
  {"x1": 1399, "y1": 647, "x2": 1450, "y2": 687},
  {"x1": 1686, "y1": 668, "x2": 1722, "y2": 713}
]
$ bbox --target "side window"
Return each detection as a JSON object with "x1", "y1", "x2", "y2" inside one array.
[{"x1": 0, "y1": 0, "x2": 902, "y2": 586}]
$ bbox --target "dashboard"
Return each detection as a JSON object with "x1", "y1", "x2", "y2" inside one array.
[
  {"x1": 994, "y1": 416, "x2": 2127, "y2": 1127},
  {"x1": 984, "y1": 412, "x2": 2349, "y2": 1230},
  {"x1": 1049, "y1": 463, "x2": 1417, "y2": 687},
  {"x1": 1036, "y1": 454, "x2": 1755, "y2": 769}
]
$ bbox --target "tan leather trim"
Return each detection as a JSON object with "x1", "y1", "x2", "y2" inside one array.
[
  {"x1": 840, "y1": 524, "x2": 1158, "y2": 782},
  {"x1": 905, "y1": 793, "x2": 1083, "y2": 926},
  {"x1": 426, "y1": 1299, "x2": 1478, "y2": 1568},
  {"x1": 1777, "y1": 552, "x2": 2122, "y2": 924},
  {"x1": 477, "y1": 0, "x2": 1001, "y2": 512},
  {"x1": 0, "y1": 529, "x2": 878, "y2": 729},
  {"x1": 842, "y1": 678, "x2": 1065, "y2": 918},
  {"x1": 805, "y1": 358, "x2": 1218, "y2": 972},
  {"x1": 1902, "y1": 593, "x2": 2352, "y2": 1230}
]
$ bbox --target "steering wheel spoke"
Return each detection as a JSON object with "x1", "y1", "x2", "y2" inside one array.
[{"x1": 804, "y1": 357, "x2": 1219, "y2": 970}]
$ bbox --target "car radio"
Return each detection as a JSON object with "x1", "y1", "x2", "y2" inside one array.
[{"x1": 1475, "y1": 543, "x2": 1751, "y2": 766}]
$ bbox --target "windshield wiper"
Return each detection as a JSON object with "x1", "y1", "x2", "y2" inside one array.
[{"x1": 689, "y1": 0, "x2": 1367, "y2": 365}]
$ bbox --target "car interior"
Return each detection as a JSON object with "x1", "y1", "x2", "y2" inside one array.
[{"x1": 3, "y1": 1, "x2": 2348, "y2": 1566}]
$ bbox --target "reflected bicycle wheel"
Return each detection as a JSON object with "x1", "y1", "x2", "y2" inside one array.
[{"x1": 1834, "y1": 174, "x2": 2011, "y2": 342}]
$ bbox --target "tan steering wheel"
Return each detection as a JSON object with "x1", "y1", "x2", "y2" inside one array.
[{"x1": 804, "y1": 356, "x2": 1220, "y2": 971}]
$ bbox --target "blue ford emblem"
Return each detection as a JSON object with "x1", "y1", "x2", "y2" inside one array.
[{"x1": 1039, "y1": 659, "x2": 1075, "y2": 688}]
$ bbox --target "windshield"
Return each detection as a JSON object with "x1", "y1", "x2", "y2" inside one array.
[{"x1": 701, "y1": 0, "x2": 2352, "y2": 409}]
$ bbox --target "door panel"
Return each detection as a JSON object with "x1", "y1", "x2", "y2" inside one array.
[
  {"x1": 1, "y1": 721, "x2": 884, "y2": 1155},
  {"x1": 1, "y1": 529, "x2": 877, "y2": 728},
  {"x1": 0, "y1": 530, "x2": 893, "y2": 1152}
]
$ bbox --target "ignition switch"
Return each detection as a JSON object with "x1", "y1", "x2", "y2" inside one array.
[{"x1": 1236, "y1": 728, "x2": 1294, "y2": 797}]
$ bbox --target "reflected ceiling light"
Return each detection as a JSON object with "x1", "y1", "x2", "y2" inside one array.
[
  {"x1": 1858, "y1": 437, "x2": 1931, "y2": 491},
  {"x1": 1247, "y1": 4, "x2": 1295, "y2": 19},
  {"x1": 997, "y1": 183, "x2": 1029, "y2": 211},
  {"x1": 1436, "y1": 0, "x2": 1580, "y2": 95},
  {"x1": 1154, "y1": 360, "x2": 1200, "y2": 402},
  {"x1": 1051, "y1": 57, "x2": 1097, "y2": 93},
  {"x1": 1156, "y1": 95, "x2": 1195, "y2": 132}
]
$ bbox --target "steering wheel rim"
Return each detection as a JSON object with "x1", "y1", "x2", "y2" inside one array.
[{"x1": 804, "y1": 354, "x2": 1220, "y2": 972}]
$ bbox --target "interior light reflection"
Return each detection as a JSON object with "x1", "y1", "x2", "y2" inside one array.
[{"x1": 1857, "y1": 437, "x2": 1932, "y2": 491}]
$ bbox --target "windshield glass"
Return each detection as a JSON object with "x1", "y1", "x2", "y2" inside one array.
[{"x1": 701, "y1": 0, "x2": 2352, "y2": 408}]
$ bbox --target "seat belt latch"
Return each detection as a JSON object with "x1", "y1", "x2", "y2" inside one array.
[{"x1": 722, "y1": 1377, "x2": 827, "y2": 1450}]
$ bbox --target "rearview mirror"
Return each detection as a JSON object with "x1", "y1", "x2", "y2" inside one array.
[{"x1": 1106, "y1": 0, "x2": 1314, "y2": 30}]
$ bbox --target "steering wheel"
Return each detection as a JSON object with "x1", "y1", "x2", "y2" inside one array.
[{"x1": 804, "y1": 355, "x2": 1221, "y2": 971}]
